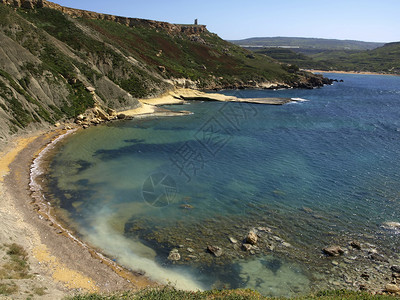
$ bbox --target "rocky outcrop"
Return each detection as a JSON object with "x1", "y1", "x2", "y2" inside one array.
[
  {"x1": 74, "y1": 104, "x2": 117, "y2": 128},
  {"x1": 0, "y1": 0, "x2": 207, "y2": 36},
  {"x1": 0, "y1": 0, "x2": 44, "y2": 9}
]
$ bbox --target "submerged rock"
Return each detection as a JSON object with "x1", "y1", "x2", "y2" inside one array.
[
  {"x1": 322, "y1": 246, "x2": 344, "y2": 257},
  {"x1": 391, "y1": 266, "x2": 400, "y2": 273},
  {"x1": 246, "y1": 231, "x2": 258, "y2": 245},
  {"x1": 180, "y1": 204, "x2": 194, "y2": 209},
  {"x1": 282, "y1": 242, "x2": 292, "y2": 248},
  {"x1": 257, "y1": 227, "x2": 272, "y2": 233},
  {"x1": 369, "y1": 253, "x2": 388, "y2": 263},
  {"x1": 350, "y1": 240, "x2": 361, "y2": 250},
  {"x1": 229, "y1": 237, "x2": 238, "y2": 244},
  {"x1": 242, "y1": 244, "x2": 253, "y2": 252},
  {"x1": 381, "y1": 222, "x2": 400, "y2": 231},
  {"x1": 207, "y1": 245, "x2": 223, "y2": 257},
  {"x1": 167, "y1": 249, "x2": 181, "y2": 261}
]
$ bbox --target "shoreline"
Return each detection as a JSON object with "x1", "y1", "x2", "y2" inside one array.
[
  {"x1": 29, "y1": 130, "x2": 156, "y2": 288},
  {"x1": 0, "y1": 130, "x2": 160, "y2": 298},
  {"x1": 0, "y1": 91, "x2": 214, "y2": 297},
  {"x1": 305, "y1": 69, "x2": 399, "y2": 76}
]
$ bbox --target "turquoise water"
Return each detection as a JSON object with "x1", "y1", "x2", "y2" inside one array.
[{"x1": 44, "y1": 73, "x2": 400, "y2": 296}]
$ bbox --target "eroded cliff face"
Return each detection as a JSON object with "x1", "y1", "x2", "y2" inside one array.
[
  {"x1": 0, "y1": 2, "x2": 171, "y2": 143},
  {"x1": 0, "y1": 0, "x2": 208, "y2": 35}
]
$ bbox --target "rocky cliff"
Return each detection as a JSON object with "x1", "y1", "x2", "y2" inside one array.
[
  {"x1": 0, "y1": 1, "x2": 330, "y2": 144},
  {"x1": 0, "y1": 0, "x2": 208, "y2": 35}
]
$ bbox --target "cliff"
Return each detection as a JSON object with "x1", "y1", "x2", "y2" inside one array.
[
  {"x1": 0, "y1": 1, "x2": 329, "y2": 144},
  {"x1": 0, "y1": 0, "x2": 208, "y2": 35}
]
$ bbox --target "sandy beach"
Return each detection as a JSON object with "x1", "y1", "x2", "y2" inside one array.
[{"x1": 0, "y1": 129, "x2": 158, "y2": 299}]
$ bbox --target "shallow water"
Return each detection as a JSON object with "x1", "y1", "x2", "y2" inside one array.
[{"x1": 43, "y1": 73, "x2": 400, "y2": 296}]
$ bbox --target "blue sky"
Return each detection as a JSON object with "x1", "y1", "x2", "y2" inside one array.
[{"x1": 51, "y1": 0, "x2": 399, "y2": 43}]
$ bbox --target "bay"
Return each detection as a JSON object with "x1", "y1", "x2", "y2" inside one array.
[{"x1": 43, "y1": 73, "x2": 400, "y2": 297}]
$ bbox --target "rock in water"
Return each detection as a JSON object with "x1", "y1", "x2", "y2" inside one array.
[
  {"x1": 246, "y1": 231, "x2": 258, "y2": 245},
  {"x1": 242, "y1": 244, "x2": 253, "y2": 252},
  {"x1": 322, "y1": 246, "x2": 344, "y2": 256},
  {"x1": 229, "y1": 237, "x2": 238, "y2": 244},
  {"x1": 369, "y1": 253, "x2": 388, "y2": 263},
  {"x1": 381, "y1": 222, "x2": 400, "y2": 231},
  {"x1": 350, "y1": 240, "x2": 361, "y2": 250},
  {"x1": 257, "y1": 227, "x2": 272, "y2": 233},
  {"x1": 385, "y1": 283, "x2": 400, "y2": 293},
  {"x1": 167, "y1": 249, "x2": 181, "y2": 261},
  {"x1": 207, "y1": 245, "x2": 223, "y2": 257},
  {"x1": 391, "y1": 265, "x2": 400, "y2": 273}
]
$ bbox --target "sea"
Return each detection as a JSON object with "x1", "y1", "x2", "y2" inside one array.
[{"x1": 37, "y1": 73, "x2": 400, "y2": 297}]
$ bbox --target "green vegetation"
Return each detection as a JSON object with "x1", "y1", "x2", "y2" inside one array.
[
  {"x1": 0, "y1": 2, "x2": 329, "y2": 137},
  {"x1": 230, "y1": 37, "x2": 384, "y2": 51},
  {"x1": 0, "y1": 243, "x2": 30, "y2": 280},
  {"x1": 231, "y1": 37, "x2": 400, "y2": 74},
  {"x1": 0, "y1": 282, "x2": 18, "y2": 296},
  {"x1": 255, "y1": 43, "x2": 400, "y2": 74},
  {"x1": 311, "y1": 42, "x2": 400, "y2": 74},
  {"x1": 33, "y1": 286, "x2": 47, "y2": 296},
  {"x1": 81, "y1": 18, "x2": 295, "y2": 86},
  {"x1": 62, "y1": 80, "x2": 95, "y2": 118},
  {"x1": 68, "y1": 287, "x2": 398, "y2": 300}
]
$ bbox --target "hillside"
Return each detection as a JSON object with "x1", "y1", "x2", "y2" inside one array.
[
  {"x1": 230, "y1": 37, "x2": 384, "y2": 54},
  {"x1": 255, "y1": 43, "x2": 400, "y2": 74},
  {"x1": 311, "y1": 42, "x2": 400, "y2": 73},
  {"x1": 0, "y1": 1, "x2": 331, "y2": 143}
]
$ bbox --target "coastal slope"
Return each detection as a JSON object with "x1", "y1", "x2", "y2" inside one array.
[
  {"x1": 0, "y1": 0, "x2": 330, "y2": 145},
  {"x1": 250, "y1": 41, "x2": 400, "y2": 75}
]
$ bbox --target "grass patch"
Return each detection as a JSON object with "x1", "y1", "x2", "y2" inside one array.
[
  {"x1": 0, "y1": 243, "x2": 30, "y2": 280},
  {"x1": 33, "y1": 286, "x2": 47, "y2": 296},
  {"x1": 0, "y1": 282, "x2": 18, "y2": 296}
]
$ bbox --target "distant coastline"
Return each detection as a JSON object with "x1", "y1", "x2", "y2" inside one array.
[{"x1": 305, "y1": 69, "x2": 399, "y2": 76}]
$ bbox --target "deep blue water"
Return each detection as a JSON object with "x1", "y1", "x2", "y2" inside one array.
[{"x1": 44, "y1": 73, "x2": 400, "y2": 296}]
